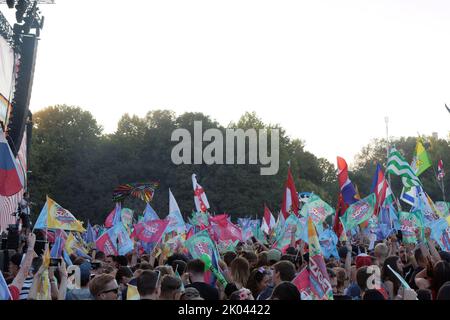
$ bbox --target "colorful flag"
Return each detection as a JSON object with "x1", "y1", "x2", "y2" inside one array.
[
  {"x1": 411, "y1": 140, "x2": 432, "y2": 176},
  {"x1": 292, "y1": 268, "x2": 311, "y2": 299},
  {"x1": 387, "y1": 147, "x2": 422, "y2": 188},
  {"x1": 337, "y1": 157, "x2": 358, "y2": 205},
  {"x1": 131, "y1": 219, "x2": 169, "y2": 245},
  {"x1": 399, "y1": 211, "x2": 424, "y2": 244},
  {"x1": 126, "y1": 284, "x2": 140, "y2": 300},
  {"x1": 0, "y1": 129, "x2": 24, "y2": 196},
  {"x1": 437, "y1": 160, "x2": 445, "y2": 181},
  {"x1": 429, "y1": 218, "x2": 450, "y2": 251},
  {"x1": 340, "y1": 193, "x2": 376, "y2": 232},
  {"x1": 0, "y1": 271, "x2": 11, "y2": 300},
  {"x1": 307, "y1": 217, "x2": 333, "y2": 300},
  {"x1": 96, "y1": 223, "x2": 134, "y2": 256},
  {"x1": 192, "y1": 174, "x2": 210, "y2": 213},
  {"x1": 34, "y1": 196, "x2": 85, "y2": 232},
  {"x1": 281, "y1": 167, "x2": 299, "y2": 219},
  {"x1": 435, "y1": 202, "x2": 450, "y2": 217},
  {"x1": 370, "y1": 164, "x2": 389, "y2": 216},
  {"x1": 299, "y1": 194, "x2": 334, "y2": 227},
  {"x1": 165, "y1": 189, "x2": 186, "y2": 234},
  {"x1": 318, "y1": 229, "x2": 339, "y2": 259},
  {"x1": 121, "y1": 208, "x2": 134, "y2": 232},
  {"x1": 105, "y1": 202, "x2": 122, "y2": 228},
  {"x1": 210, "y1": 214, "x2": 242, "y2": 242},
  {"x1": 143, "y1": 203, "x2": 160, "y2": 222},
  {"x1": 261, "y1": 204, "x2": 276, "y2": 234},
  {"x1": 50, "y1": 232, "x2": 66, "y2": 259}
]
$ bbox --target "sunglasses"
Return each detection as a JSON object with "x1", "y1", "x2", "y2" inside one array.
[{"x1": 101, "y1": 287, "x2": 119, "y2": 295}]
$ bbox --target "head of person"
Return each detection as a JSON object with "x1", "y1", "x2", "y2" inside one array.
[
  {"x1": 327, "y1": 268, "x2": 338, "y2": 294},
  {"x1": 186, "y1": 259, "x2": 206, "y2": 282},
  {"x1": 223, "y1": 251, "x2": 237, "y2": 267},
  {"x1": 165, "y1": 253, "x2": 189, "y2": 266},
  {"x1": 171, "y1": 260, "x2": 187, "y2": 275},
  {"x1": 115, "y1": 266, "x2": 133, "y2": 291},
  {"x1": 116, "y1": 255, "x2": 128, "y2": 267},
  {"x1": 160, "y1": 275, "x2": 182, "y2": 300},
  {"x1": 267, "y1": 249, "x2": 282, "y2": 266},
  {"x1": 79, "y1": 262, "x2": 92, "y2": 288},
  {"x1": 333, "y1": 267, "x2": 348, "y2": 293},
  {"x1": 95, "y1": 251, "x2": 106, "y2": 262},
  {"x1": 105, "y1": 255, "x2": 116, "y2": 267},
  {"x1": 9, "y1": 253, "x2": 22, "y2": 276},
  {"x1": 180, "y1": 287, "x2": 203, "y2": 300},
  {"x1": 437, "y1": 281, "x2": 450, "y2": 300},
  {"x1": 89, "y1": 274, "x2": 120, "y2": 300},
  {"x1": 246, "y1": 267, "x2": 271, "y2": 297},
  {"x1": 136, "y1": 270, "x2": 161, "y2": 300},
  {"x1": 356, "y1": 266, "x2": 377, "y2": 293},
  {"x1": 362, "y1": 289, "x2": 385, "y2": 300},
  {"x1": 431, "y1": 261, "x2": 450, "y2": 294},
  {"x1": 382, "y1": 256, "x2": 403, "y2": 295},
  {"x1": 374, "y1": 243, "x2": 389, "y2": 264},
  {"x1": 417, "y1": 289, "x2": 433, "y2": 300},
  {"x1": 230, "y1": 257, "x2": 250, "y2": 288},
  {"x1": 270, "y1": 282, "x2": 301, "y2": 300},
  {"x1": 398, "y1": 245, "x2": 411, "y2": 264},
  {"x1": 229, "y1": 288, "x2": 254, "y2": 300},
  {"x1": 256, "y1": 251, "x2": 269, "y2": 268},
  {"x1": 154, "y1": 265, "x2": 174, "y2": 278},
  {"x1": 241, "y1": 251, "x2": 258, "y2": 268},
  {"x1": 414, "y1": 247, "x2": 427, "y2": 268},
  {"x1": 272, "y1": 261, "x2": 296, "y2": 286}
]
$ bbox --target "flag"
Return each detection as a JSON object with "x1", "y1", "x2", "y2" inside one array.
[
  {"x1": 274, "y1": 211, "x2": 286, "y2": 240},
  {"x1": 429, "y1": 218, "x2": 450, "y2": 251},
  {"x1": 399, "y1": 211, "x2": 424, "y2": 244},
  {"x1": 387, "y1": 147, "x2": 422, "y2": 188},
  {"x1": 333, "y1": 193, "x2": 348, "y2": 240},
  {"x1": 411, "y1": 140, "x2": 432, "y2": 176},
  {"x1": 299, "y1": 194, "x2": 334, "y2": 227},
  {"x1": 0, "y1": 271, "x2": 11, "y2": 300},
  {"x1": 292, "y1": 268, "x2": 311, "y2": 299},
  {"x1": 281, "y1": 167, "x2": 299, "y2": 219},
  {"x1": 131, "y1": 219, "x2": 169, "y2": 245},
  {"x1": 64, "y1": 233, "x2": 76, "y2": 255},
  {"x1": 34, "y1": 196, "x2": 85, "y2": 232},
  {"x1": 36, "y1": 270, "x2": 51, "y2": 300},
  {"x1": 105, "y1": 202, "x2": 122, "y2": 228},
  {"x1": 336, "y1": 157, "x2": 358, "y2": 205},
  {"x1": 261, "y1": 204, "x2": 276, "y2": 234},
  {"x1": 435, "y1": 202, "x2": 450, "y2": 216},
  {"x1": 370, "y1": 164, "x2": 389, "y2": 216},
  {"x1": 0, "y1": 129, "x2": 24, "y2": 196},
  {"x1": 340, "y1": 193, "x2": 376, "y2": 232},
  {"x1": 210, "y1": 214, "x2": 242, "y2": 242},
  {"x1": 307, "y1": 217, "x2": 333, "y2": 300},
  {"x1": 121, "y1": 208, "x2": 134, "y2": 232},
  {"x1": 165, "y1": 189, "x2": 186, "y2": 234},
  {"x1": 126, "y1": 284, "x2": 140, "y2": 300},
  {"x1": 143, "y1": 203, "x2": 160, "y2": 222},
  {"x1": 192, "y1": 174, "x2": 210, "y2": 213},
  {"x1": 50, "y1": 232, "x2": 66, "y2": 259},
  {"x1": 437, "y1": 160, "x2": 445, "y2": 181},
  {"x1": 318, "y1": 229, "x2": 339, "y2": 259},
  {"x1": 85, "y1": 221, "x2": 96, "y2": 245},
  {"x1": 96, "y1": 223, "x2": 134, "y2": 256}
]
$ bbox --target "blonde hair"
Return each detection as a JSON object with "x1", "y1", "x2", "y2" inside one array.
[{"x1": 230, "y1": 257, "x2": 250, "y2": 288}]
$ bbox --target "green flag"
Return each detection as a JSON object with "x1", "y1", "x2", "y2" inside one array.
[
  {"x1": 387, "y1": 147, "x2": 422, "y2": 188},
  {"x1": 340, "y1": 193, "x2": 376, "y2": 231},
  {"x1": 299, "y1": 194, "x2": 335, "y2": 226},
  {"x1": 411, "y1": 140, "x2": 432, "y2": 176},
  {"x1": 399, "y1": 211, "x2": 424, "y2": 244}
]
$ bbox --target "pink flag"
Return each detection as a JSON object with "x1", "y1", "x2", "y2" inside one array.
[
  {"x1": 96, "y1": 231, "x2": 119, "y2": 256},
  {"x1": 292, "y1": 268, "x2": 311, "y2": 297},
  {"x1": 131, "y1": 220, "x2": 169, "y2": 244}
]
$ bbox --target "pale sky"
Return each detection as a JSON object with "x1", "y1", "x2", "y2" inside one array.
[{"x1": 2, "y1": 0, "x2": 450, "y2": 166}]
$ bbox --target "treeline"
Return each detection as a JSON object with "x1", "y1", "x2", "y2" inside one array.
[{"x1": 28, "y1": 105, "x2": 450, "y2": 224}]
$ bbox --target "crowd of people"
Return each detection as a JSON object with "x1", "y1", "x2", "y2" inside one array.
[{"x1": 2, "y1": 223, "x2": 450, "y2": 301}]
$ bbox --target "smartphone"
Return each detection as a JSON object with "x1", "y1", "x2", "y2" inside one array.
[{"x1": 50, "y1": 258, "x2": 61, "y2": 267}]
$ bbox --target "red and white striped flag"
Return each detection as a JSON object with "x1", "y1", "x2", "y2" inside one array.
[
  {"x1": 261, "y1": 204, "x2": 276, "y2": 234},
  {"x1": 0, "y1": 131, "x2": 27, "y2": 232},
  {"x1": 281, "y1": 167, "x2": 299, "y2": 219},
  {"x1": 192, "y1": 174, "x2": 210, "y2": 213},
  {"x1": 437, "y1": 160, "x2": 445, "y2": 181}
]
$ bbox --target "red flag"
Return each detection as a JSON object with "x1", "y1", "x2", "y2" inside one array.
[
  {"x1": 292, "y1": 268, "x2": 311, "y2": 297},
  {"x1": 96, "y1": 231, "x2": 119, "y2": 256},
  {"x1": 333, "y1": 193, "x2": 348, "y2": 239},
  {"x1": 438, "y1": 160, "x2": 445, "y2": 180},
  {"x1": 281, "y1": 167, "x2": 299, "y2": 219},
  {"x1": 131, "y1": 220, "x2": 169, "y2": 244},
  {"x1": 209, "y1": 214, "x2": 242, "y2": 242}
]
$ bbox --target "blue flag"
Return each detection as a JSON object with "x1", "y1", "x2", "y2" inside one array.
[
  {"x1": 86, "y1": 221, "x2": 96, "y2": 245},
  {"x1": 319, "y1": 229, "x2": 339, "y2": 259},
  {"x1": 143, "y1": 203, "x2": 160, "y2": 222},
  {"x1": 429, "y1": 218, "x2": 450, "y2": 251},
  {"x1": 0, "y1": 271, "x2": 11, "y2": 300}
]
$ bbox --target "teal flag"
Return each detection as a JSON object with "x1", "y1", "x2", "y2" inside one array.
[
  {"x1": 399, "y1": 211, "x2": 424, "y2": 244},
  {"x1": 299, "y1": 194, "x2": 335, "y2": 227},
  {"x1": 340, "y1": 193, "x2": 376, "y2": 231}
]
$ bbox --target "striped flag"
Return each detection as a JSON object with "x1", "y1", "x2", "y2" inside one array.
[
  {"x1": 438, "y1": 160, "x2": 445, "y2": 181},
  {"x1": 387, "y1": 147, "x2": 422, "y2": 188},
  {"x1": 0, "y1": 131, "x2": 27, "y2": 233},
  {"x1": 261, "y1": 204, "x2": 276, "y2": 234},
  {"x1": 192, "y1": 174, "x2": 210, "y2": 213}
]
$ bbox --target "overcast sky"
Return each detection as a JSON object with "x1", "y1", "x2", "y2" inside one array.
[{"x1": 2, "y1": 0, "x2": 450, "y2": 166}]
